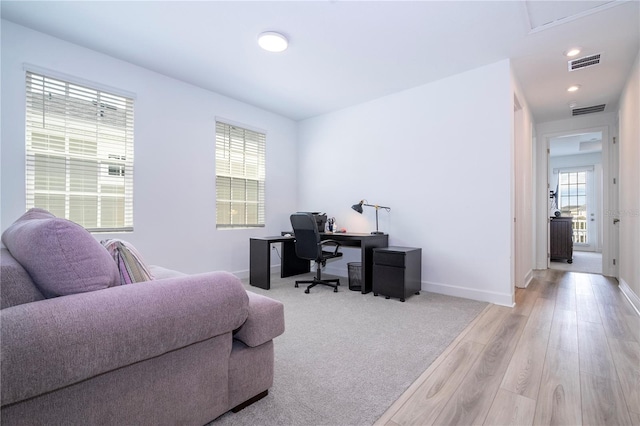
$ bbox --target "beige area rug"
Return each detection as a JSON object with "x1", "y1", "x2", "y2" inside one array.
[
  {"x1": 211, "y1": 272, "x2": 488, "y2": 426},
  {"x1": 550, "y1": 250, "x2": 602, "y2": 274}
]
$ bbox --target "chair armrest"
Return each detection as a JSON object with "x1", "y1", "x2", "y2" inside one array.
[
  {"x1": 1, "y1": 271, "x2": 249, "y2": 406},
  {"x1": 234, "y1": 291, "x2": 285, "y2": 347},
  {"x1": 319, "y1": 239, "x2": 341, "y2": 255}
]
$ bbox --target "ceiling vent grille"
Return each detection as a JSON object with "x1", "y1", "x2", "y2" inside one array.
[
  {"x1": 572, "y1": 104, "x2": 606, "y2": 116},
  {"x1": 568, "y1": 53, "x2": 602, "y2": 71}
]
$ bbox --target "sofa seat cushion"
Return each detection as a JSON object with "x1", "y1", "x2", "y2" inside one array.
[
  {"x1": 234, "y1": 291, "x2": 285, "y2": 347},
  {"x1": 1, "y1": 209, "x2": 119, "y2": 298}
]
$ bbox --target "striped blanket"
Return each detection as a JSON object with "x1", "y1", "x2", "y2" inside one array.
[{"x1": 101, "y1": 239, "x2": 154, "y2": 285}]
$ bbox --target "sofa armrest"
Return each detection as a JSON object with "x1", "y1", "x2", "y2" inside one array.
[
  {"x1": 1, "y1": 271, "x2": 249, "y2": 406},
  {"x1": 233, "y1": 291, "x2": 284, "y2": 347}
]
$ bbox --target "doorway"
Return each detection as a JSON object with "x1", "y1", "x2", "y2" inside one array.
[{"x1": 544, "y1": 125, "x2": 614, "y2": 275}]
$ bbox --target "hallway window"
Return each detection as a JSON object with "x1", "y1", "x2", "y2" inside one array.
[{"x1": 558, "y1": 171, "x2": 587, "y2": 243}]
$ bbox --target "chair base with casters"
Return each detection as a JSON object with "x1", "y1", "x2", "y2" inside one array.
[{"x1": 295, "y1": 255, "x2": 342, "y2": 293}]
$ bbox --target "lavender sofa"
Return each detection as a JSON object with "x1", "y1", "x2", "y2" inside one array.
[{"x1": 0, "y1": 210, "x2": 284, "y2": 425}]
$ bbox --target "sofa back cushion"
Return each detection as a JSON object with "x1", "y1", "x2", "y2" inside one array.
[
  {"x1": 1, "y1": 209, "x2": 119, "y2": 298},
  {"x1": 0, "y1": 249, "x2": 45, "y2": 309}
]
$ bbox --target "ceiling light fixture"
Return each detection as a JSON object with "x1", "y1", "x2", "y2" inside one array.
[
  {"x1": 564, "y1": 47, "x2": 581, "y2": 57},
  {"x1": 568, "y1": 101, "x2": 578, "y2": 108},
  {"x1": 258, "y1": 31, "x2": 288, "y2": 53},
  {"x1": 567, "y1": 85, "x2": 581, "y2": 92}
]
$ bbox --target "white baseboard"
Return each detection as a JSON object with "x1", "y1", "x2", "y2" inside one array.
[
  {"x1": 422, "y1": 280, "x2": 514, "y2": 307},
  {"x1": 516, "y1": 269, "x2": 534, "y2": 289},
  {"x1": 619, "y1": 278, "x2": 640, "y2": 316},
  {"x1": 265, "y1": 265, "x2": 514, "y2": 306},
  {"x1": 524, "y1": 269, "x2": 534, "y2": 287}
]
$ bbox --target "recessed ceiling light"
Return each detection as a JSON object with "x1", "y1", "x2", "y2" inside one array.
[
  {"x1": 564, "y1": 47, "x2": 581, "y2": 57},
  {"x1": 568, "y1": 101, "x2": 578, "y2": 108},
  {"x1": 258, "y1": 31, "x2": 288, "y2": 53},
  {"x1": 567, "y1": 85, "x2": 581, "y2": 92}
]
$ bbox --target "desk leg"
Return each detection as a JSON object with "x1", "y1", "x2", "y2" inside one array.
[
  {"x1": 361, "y1": 235, "x2": 389, "y2": 294},
  {"x1": 281, "y1": 240, "x2": 310, "y2": 277},
  {"x1": 249, "y1": 239, "x2": 270, "y2": 290}
]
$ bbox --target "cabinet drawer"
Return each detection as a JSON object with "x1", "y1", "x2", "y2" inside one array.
[
  {"x1": 373, "y1": 251, "x2": 406, "y2": 267},
  {"x1": 373, "y1": 265, "x2": 405, "y2": 298}
]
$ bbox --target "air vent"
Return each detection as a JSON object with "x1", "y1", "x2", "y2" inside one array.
[
  {"x1": 568, "y1": 53, "x2": 602, "y2": 71},
  {"x1": 572, "y1": 104, "x2": 606, "y2": 116}
]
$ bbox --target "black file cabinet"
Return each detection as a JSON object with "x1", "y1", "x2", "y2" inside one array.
[{"x1": 372, "y1": 247, "x2": 422, "y2": 302}]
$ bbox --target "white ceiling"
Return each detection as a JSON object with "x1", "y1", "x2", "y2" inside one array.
[
  {"x1": 550, "y1": 131, "x2": 603, "y2": 157},
  {"x1": 1, "y1": 1, "x2": 638, "y2": 122}
]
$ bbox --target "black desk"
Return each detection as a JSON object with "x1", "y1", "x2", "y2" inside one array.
[{"x1": 249, "y1": 233, "x2": 389, "y2": 293}]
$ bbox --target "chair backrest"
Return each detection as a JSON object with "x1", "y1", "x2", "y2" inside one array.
[{"x1": 290, "y1": 213, "x2": 321, "y2": 261}]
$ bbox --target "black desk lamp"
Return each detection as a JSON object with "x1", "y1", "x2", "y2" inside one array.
[{"x1": 351, "y1": 200, "x2": 391, "y2": 235}]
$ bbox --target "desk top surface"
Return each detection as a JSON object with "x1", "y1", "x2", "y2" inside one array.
[{"x1": 251, "y1": 232, "x2": 388, "y2": 242}]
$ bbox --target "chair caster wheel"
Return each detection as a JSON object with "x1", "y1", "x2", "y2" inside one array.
[
  {"x1": 374, "y1": 293, "x2": 378, "y2": 297},
  {"x1": 400, "y1": 299, "x2": 405, "y2": 302},
  {"x1": 334, "y1": 288, "x2": 338, "y2": 292},
  {"x1": 385, "y1": 296, "x2": 390, "y2": 299},
  {"x1": 304, "y1": 289, "x2": 310, "y2": 294},
  {"x1": 295, "y1": 283, "x2": 299, "y2": 288},
  {"x1": 415, "y1": 291, "x2": 420, "y2": 295}
]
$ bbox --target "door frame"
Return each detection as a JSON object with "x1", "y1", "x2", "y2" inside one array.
[{"x1": 540, "y1": 125, "x2": 614, "y2": 274}]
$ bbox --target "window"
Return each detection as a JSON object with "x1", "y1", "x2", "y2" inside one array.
[
  {"x1": 215, "y1": 121, "x2": 265, "y2": 228},
  {"x1": 558, "y1": 170, "x2": 587, "y2": 243},
  {"x1": 25, "y1": 71, "x2": 134, "y2": 231}
]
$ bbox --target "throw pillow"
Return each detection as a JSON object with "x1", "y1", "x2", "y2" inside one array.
[
  {"x1": 1, "y1": 208, "x2": 120, "y2": 298},
  {"x1": 101, "y1": 239, "x2": 154, "y2": 285}
]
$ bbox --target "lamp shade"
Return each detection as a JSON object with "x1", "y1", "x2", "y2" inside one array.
[{"x1": 351, "y1": 201, "x2": 363, "y2": 214}]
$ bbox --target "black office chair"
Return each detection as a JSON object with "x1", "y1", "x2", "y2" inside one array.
[{"x1": 290, "y1": 212, "x2": 343, "y2": 293}]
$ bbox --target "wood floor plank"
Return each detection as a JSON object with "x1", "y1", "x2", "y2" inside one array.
[
  {"x1": 548, "y1": 308, "x2": 578, "y2": 353},
  {"x1": 433, "y1": 313, "x2": 528, "y2": 425},
  {"x1": 388, "y1": 339, "x2": 485, "y2": 425},
  {"x1": 483, "y1": 389, "x2": 536, "y2": 426},
  {"x1": 512, "y1": 287, "x2": 537, "y2": 316},
  {"x1": 527, "y1": 277, "x2": 557, "y2": 300},
  {"x1": 555, "y1": 286, "x2": 576, "y2": 311},
  {"x1": 465, "y1": 304, "x2": 512, "y2": 345},
  {"x1": 607, "y1": 338, "x2": 640, "y2": 415},
  {"x1": 598, "y1": 301, "x2": 639, "y2": 342},
  {"x1": 574, "y1": 273, "x2": 595, "y2": 296},
  {"x1": 576, "y1": 292, "x2": 602, "y2": 324},
  {"x1": 533, "y1": 346, "x2": 582, "y2": 426},
  {"x1": 577, "y1": 320, "x2": 617, "y2": 379},
  {"x1": 555, "y1": 271, "x2": 575, "y2": 289},
  {"x1": 500, "y1": 298, "x2": 554, "y2": 399},
  {"x1": 581, "y1": 372, "x2": 633, "y2": 425}
]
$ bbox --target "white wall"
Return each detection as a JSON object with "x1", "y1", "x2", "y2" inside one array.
[
  {"x1": 1, "y1": 21, "x2": 299, "y2": 275},
  {"x1": 617, "y1": 48, "x2": 640, "y2": 313},
  {"x1": 511, "y1": 68, "x2": 536, "y2": 289},
  {"x1": 535, "y1": 112, "x2": 616, "y2": 272},
  {"x1": 297, "y1": 60, "x2": 515, "y2": 306}
]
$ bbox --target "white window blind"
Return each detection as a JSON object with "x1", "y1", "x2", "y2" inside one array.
[
  {"x1": 215, "y1": 121, "x2": 265, "y2": 228},
  {"x1": 25, "y1": 71, "x2": 134, "y2": 232}
]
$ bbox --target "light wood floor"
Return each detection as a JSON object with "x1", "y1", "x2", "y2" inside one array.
[{"x1": 376, "y1": 269, "x2": 640, "y2": 426}]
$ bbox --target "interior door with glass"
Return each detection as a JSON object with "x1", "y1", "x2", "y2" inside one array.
[{"x1": 557, "y1": 168, "x2": 596, "y2": 250}]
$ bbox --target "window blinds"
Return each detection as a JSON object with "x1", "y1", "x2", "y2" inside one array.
[
  {"x1": 215, "y1": 121, "x2": 265, "y2": 228},
  {"x1": 25, "y1": 71, "x2": 134, "y2": 232}
]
